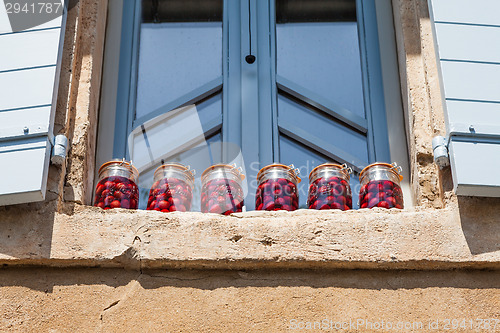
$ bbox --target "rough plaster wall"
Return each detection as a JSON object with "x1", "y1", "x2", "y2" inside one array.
[
  {"x1": 392, "y1": 0, "x2": 450, "y2": 209},
  {"x1": 62, "y1": 0, "x2": 108, "y2": 207},
  {"x1": 0, "y1": 268, "x2": 499, "y2": 332}
]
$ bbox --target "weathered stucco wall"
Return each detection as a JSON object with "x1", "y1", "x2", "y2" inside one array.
[
  {"x1": 0, "y1": 0, "x2": 499, "y2": 331},
  {"x1": 1, "y1": 268, "x2": 499, "y2": 332}
]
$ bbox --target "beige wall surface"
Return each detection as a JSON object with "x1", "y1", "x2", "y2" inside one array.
[
  {"x1": 1, "y1": 268, "x2": 499, "y2": 332},
  {"x1": 0, "y1": 0, "x2": 499, "y2": 332}
]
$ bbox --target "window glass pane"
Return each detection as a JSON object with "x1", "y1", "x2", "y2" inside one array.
[
  {"x1": 278, "y1": 94, "x2": 368, "y2": 162},
  {"x1": 136, "y1": 0, "x2": 222, "y2": 121},
  {"x1": 197, "y1": 92, "x2": 222, "y2": 133},
  {"x1": 276, "y1": 0, "x2": 365, "y2": 118},
  {"x1": 136, "y1": 22, "x2": 222, "y2": 119}
]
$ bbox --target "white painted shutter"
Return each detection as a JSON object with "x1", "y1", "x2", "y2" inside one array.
[
  {"x1": 0, "y1": 7, "x2": 66, "y2": 205},
  {"x1": 429, "y1": 0, "x2": 500, "y2": 197}
]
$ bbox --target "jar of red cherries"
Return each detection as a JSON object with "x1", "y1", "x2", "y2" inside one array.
[
  {"x1": 147, "y1": 163, "x2": 194, "y2": 212},
  {"x1": 255, "y1": 164, "x2": 300, "y2": 211},
  {"x1": 359, "y1": 162, "x2": 404, "y2": 209},
  {"x1": 201, "y1": 164, "x2": 245, "y2": 215},
  {"x1": 307, "y1": 163, "x2": 352, "y2": 210},
  {"x1": 94, "y1": 159, "x2": 139, "y2": 210}
]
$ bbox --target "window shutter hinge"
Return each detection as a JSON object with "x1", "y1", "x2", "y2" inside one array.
[
  {"x1": 51, "y1": 134, "x2": 68, "y2": 166},
  {"x1": 432, "y1": 135, "x2": 449, "y2": 169}
]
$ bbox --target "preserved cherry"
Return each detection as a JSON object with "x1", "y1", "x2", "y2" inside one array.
[
  {"x1": 94, "y1": 160, "x2": 139, "y2": 210},
  {"x1": 147, "y1": 163, "x2": 194, "y2": 212},
  {"x1": 359, "y1": 163, "x2": 404, "y2": 209},
  {"x1": 201, "y1": 164, "x2": 245, "y2": 215},
  {"x1": 307, "y1": 164, "x2": 352, "y2": 211},
  {"x1": 255, "y1": 164, "x2": 300, "y2": 211}
]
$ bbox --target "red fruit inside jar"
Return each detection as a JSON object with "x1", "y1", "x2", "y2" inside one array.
[
  {"x1": 359, "y1": 180, "x2": 403, "y2": 209},
  {"x1": 93, "y1": 176, "x2": 139, "y2": 210},
  {"x1": 255, "y1": 178, "x2": 298, "y2": 211},
  {"x1": 201, "y1": 179, "x2": 244, "y2": 215},
  {"x1": 307, "y1": 176, "x2": 352, "y2": 211},
  {"x1": 146, "y1": 177, "x2": 192, "y2": 213}
]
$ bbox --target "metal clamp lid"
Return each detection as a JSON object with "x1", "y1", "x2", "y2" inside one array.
[
  {"x1": 98, "y1": 158, "x2": 139, "y2": 177},
  {"x1": 390, "y1": 162, "x2": 403, "y2": 181},
  {"x1": 201, "y1": 163, "x2": 246, "y2": 181},
  {"x1": 257, "y1": 163, "x2": 301, "y2": 183},
  {"x1": 309, "y1": 163, "x2": 352, "y2": 181},
  {"x1": 288, "y1": 164, "x2": 301, "y2": 178},
  {"x1": 359, "y1": 162, "x2": 403, "y2": 182},
  {"x1": 341, "y1": 163, "x2": 353, "y2": 174},
  {"x1": 154, "y1": 162, "x2": 196, "y2": 178}
]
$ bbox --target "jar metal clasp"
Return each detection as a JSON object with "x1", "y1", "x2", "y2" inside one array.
[
  {"x1": 390, "y1": 162, "x2": 403, "y2": 174},
  {"x1": 390, "y1": 162, "x2": 403, "y2": 181},
  {"x1": 288, "y1": 164, "x2": 301, "y2": 177},
  {"x1": 341, "y1": 163, "x2": 353, "y2": 174},
  {"x1": 186, "y1": 164, "x2": 196, "y2": 176}
]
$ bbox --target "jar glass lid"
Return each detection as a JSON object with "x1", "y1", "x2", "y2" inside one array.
[
  {"x1": 309, "y1": 163, "x2": 352, "y2": 181},
  {"x1": 201, "y1": 164, "x2": 246, "y2": 181},
  {"x1": 154, "y1": 162, "x2": 195, "y2": 182},
  {"x1": 98, "y1": 159, "x2": 139, "y2": 177},
  {"x1": 257, "y1": 163, "x2": 301, "y2": 183}
]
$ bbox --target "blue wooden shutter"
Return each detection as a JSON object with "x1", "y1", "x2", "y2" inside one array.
[
  {"x1": 0, "y1": 6, "x2": 67, "y2": 205},
  {"x1": 429, "y1": 0, "x2": 500, "y2": 197}
]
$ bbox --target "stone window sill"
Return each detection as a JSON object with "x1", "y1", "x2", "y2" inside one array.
[{"x1": 1, "y1": 206, "x2": 498, "y2": 270}]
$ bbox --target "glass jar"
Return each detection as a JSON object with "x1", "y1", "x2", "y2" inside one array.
[
  {"x1": 201, "y1": 164, "x2": 245, "y2": 215},
  {"x1": 147, "y1": 163, "x2": 195, "y2": 212},
  {"x1": 307, "y1": 163, "x2": 352, "y2": 210},
  {"x1": 359, "y1": 162, "x2": 404, "y2": 209},
  {"x1": 94, "y1": 159, "x2": 139, "y2": 210},
  {"x1": 255, "y1": 164, "x2": 300, "y2": 211}
]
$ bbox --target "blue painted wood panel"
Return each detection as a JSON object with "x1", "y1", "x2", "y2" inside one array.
[
  {"x1": 0, "y1": 67, "x2": 57, "y2": 111},
  {"x1": 0, "y1": 12, "x2": 62, "y2": 34},
  {"x1": 431, "y1": 0, "x2": 500, "y2": 26},
  {"x1": 0, "y1": 106, "x2": 51, "y2": 139},
  {"x1": 434, "y1": 23, "x2": 500, "y2": 64},
  {"x1": 430, "y1": 0, "x2": 500, "y2": 197},
  {"x1": 0, "y1": 4, "x2": 65, "y2": 206},
  {"x1": 446, "y1": 100, "x2": 500, "y2": 134},
  {"x1": 449, "y1": 139, "x2": 500, "y2": 197},
  {"x1": 0, "y1": 28, "x2": 61, "y2": 71},
  {"x1": 0, "y1": 137, "x2": 51, "y2": 205},
  {"x1": 440, "y1": 61, "x2": 500, "y2": 103}
]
